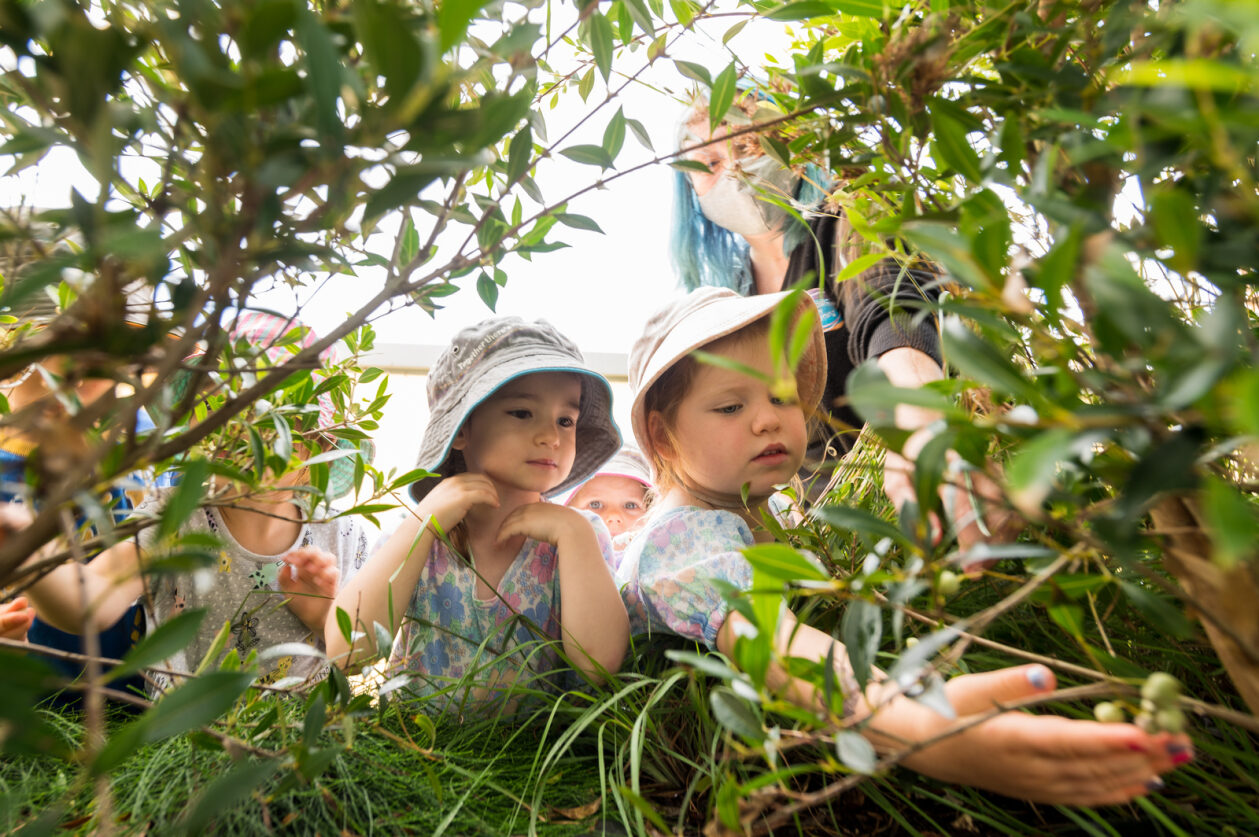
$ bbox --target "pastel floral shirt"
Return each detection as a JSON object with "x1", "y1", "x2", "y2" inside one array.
[
  {"x1": 615, "y1": 506, "x2": 754, "y2": 648},
  {"x1": 390, "y1": 509, "x2": 614, "y2": 708}
]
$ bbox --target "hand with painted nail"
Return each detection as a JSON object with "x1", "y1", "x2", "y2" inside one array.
[{"x1": 887, "y1": 665, "x2": 1194, "y2": 806}]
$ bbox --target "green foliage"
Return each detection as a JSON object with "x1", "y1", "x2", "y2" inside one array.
[{"x1": 1, "y1": 0, "x2": 1258, "y2": 832}]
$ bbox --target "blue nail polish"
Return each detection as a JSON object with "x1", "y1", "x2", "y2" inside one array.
[
  {"x1": 1026, "y1": 666, "x2": 1050, "y2": 690},
  {"x1": 1167, "y1": 742, "x2": 1188, "y2": 756}
]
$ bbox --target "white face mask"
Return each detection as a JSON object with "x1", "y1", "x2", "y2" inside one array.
[{"x1": 696, "y1": 155, "x2": 799, "y2": 238}]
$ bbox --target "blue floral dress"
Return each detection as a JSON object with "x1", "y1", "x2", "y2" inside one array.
[
  {"x1": 390, "y1": 509, "x2": 614, "y2": 707},
  {"x1": 614, "y1": 507, "x2": 754, "y2": 648}
]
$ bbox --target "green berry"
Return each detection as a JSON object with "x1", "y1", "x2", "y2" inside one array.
[
  {"x1": 1155, "y1": 706, "x2": 1186, "y2": 734},
  {"x1": 905, "y1": 636, "x2": 919, "y2": 649},
  {"x1": 1093, "y1": 701, "x2": 1125, "y2": 724},
  {"x1": 938, "y1": 570, "x2": 961, "y2": 597},
  {"x1": 1141, "y1": 672, "x2": 1181, "y2": 707}
]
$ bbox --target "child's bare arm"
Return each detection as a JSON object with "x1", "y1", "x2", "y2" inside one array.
[
  {"x1": 718, "y1": 613, "x2": 1190, "y2": 806},
  {"x1": 326, "y1": 474, "x2": 499, "y2": 668},
  {"x1": 22, "y1": 540, "x2": 145, "y2": 635},
  {"x1": 498, "y1": 504, "x2": 629, "y2": 679},
  {"x1": 278, "y1": 546, "x2": 340, "y2": 634}
]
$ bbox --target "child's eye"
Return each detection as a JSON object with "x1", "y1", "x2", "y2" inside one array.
[
  {"x1": 770, "y1": 395, "x2": 788, "y2": 406},
  {"x1": 715, "y1": 404, "x2": 741, "y2": 415},
  {"x1": 586, "y1": 500, "x2": 603, "y2": 510},
  {"x1": 558, "y1": 416, "x2": 577, "y2": 429},
  {"x1": 507, "y1": 409, "x2": 532, "y2": 419},
  {"x1": 624, "y1": 501, "x2": 641, "y2": 511}
]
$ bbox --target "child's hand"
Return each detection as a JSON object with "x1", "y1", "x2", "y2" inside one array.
[
  {"x1": 497, "y1": 502, "x2": 588, "y2": 548},
  {"x1": 0, "y1": 596, "x2": 35, "y2": 642},
  {"x1": 279, "y1": 546, "x2": 340, "y2": 633},
  {"x1": 898, "y1": 665, "x2": 1193, "y2": 806},
  {"x1": 419, "y1": 473, "x2": 499, "y2": 535}
]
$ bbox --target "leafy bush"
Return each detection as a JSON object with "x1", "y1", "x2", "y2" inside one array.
[{"x1": 1, "y1": 0, "x2": 1257, "y2": 832}]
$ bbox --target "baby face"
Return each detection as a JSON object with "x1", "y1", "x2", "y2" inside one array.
[{"x1": 568, "y1": 474, "x2": 648, "y2": 536}]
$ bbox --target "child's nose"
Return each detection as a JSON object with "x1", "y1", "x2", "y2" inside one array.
[{"x1": 751, "y1": 401, "x2": 782, "y2": 433}]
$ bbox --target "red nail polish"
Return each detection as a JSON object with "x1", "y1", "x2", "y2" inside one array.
[
  {"x1": 1127, "y1": 743, "x2": 1146, "y2": 753},
  {"x1": 1172, "y1": 751, "x2": 1193, "y2": 766}
]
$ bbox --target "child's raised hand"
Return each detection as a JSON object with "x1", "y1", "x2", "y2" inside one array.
[
  {"x1": 496, "y1": 502, "x2": 588, "y2": 548},
  {"x1": 279, "y1": 546, "x2": 340, "y2": 632},
  {"x1": 896, "y1": 665, "x2": 1193, "y2": 806},
  {"x1": 0, "y1": 596, "x2": 35, "y2": 642},
  {"x1": 418, "y1": 473, "x2": 499, "y2": 535}
]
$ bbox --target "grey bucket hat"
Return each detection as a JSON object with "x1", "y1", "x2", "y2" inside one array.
[{"x1": 408, "y1": 317, "x2": 621, "y2": 502}]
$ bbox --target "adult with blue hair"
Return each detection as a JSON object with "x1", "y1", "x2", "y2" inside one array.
[{"x1": 672, "y1": 89, "x2": 1016, "y2": 557}]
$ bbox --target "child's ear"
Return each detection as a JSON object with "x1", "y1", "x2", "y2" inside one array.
[
  {"x1": 647, "y1": 412, "x2": 674, "y2": 462},
  {"x1": 451, "y1": 425, "x2": 468, "y2": 452}
]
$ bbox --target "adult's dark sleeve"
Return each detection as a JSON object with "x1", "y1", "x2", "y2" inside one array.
[{"x1": 785, "y1": 213, "x2": 944, "y2": 463}]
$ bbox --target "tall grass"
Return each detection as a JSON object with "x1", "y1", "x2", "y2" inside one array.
[{"x1": 3, "y1": 436, "x2": 1256, "y2": 834}]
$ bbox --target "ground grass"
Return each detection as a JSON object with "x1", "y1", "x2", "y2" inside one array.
[
  {"x1": 4, "y1": 443, "x2": 1256, "y2": 834},
  {"x1": 2, "y1": 600, "x2": 1255, "y2": 837}
]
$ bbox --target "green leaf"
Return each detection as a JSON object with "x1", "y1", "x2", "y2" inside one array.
[
  {"x1": 708, "y1": 62, "x2": 738, "y2": 133},
  {"x1": 506, "y1": 125, "x2": 532, "y2": 185},
  {"x1": 589, "y1": 11, "x2": 614, "y2": 82},
  {"x1": 940, "y1": 317, "x2": 1040, "y2": 403},
  {"x1": 182, "y1": 759, "x2": 281, "y2": 832},
  {"x1": 476, "y1": 271, "x2": 499, "y2": 311},
  {"x1": 841, "y1": 600, "x2": 881, "y2": 691},
  {"x1": 664, "y1": 649, "x2": 741, "y2": 681},
  {"x1": 438, "y1": 0, "x2": 489, "y2": 52},
  {"x1": 813, "y1": 503, "x2": 908, "y2": 547},
  {"x1": 602, "y1": 107, "x2": 627, "y2": 158},
  {"x1": 353, "y1": 0, "x2": 423, "y2": 104},
  {"x1": 722, "y1": 19, "x2": 748, "y2": 45},
  {"x1": 835, "y1": 0, "x2": 887, "y2": 15},
  {"x1": 742, "y1": 544, "x2": 829, "y2": 582},
  {"x1": 1202, "y1": 476, "x2": 1259, "y2": 570},
  {"x1": 399, "y1": 214, "x2": 420, "y2": 264},
  {"x1": 764, "y1": 1, "x2": 836, "y2": 21},
  {"x1": 555, "y1": 213, "x2": 605, "y2": 234},
  {"x1": 673, "y1": 59, "x2": 711, "y2": 87},
  {"x1": 1117, "y1": 580, "x2": 1194, "y2": 640},
  {"x1": 558, "y1": 144, "x2": 614, "y2": 168},
  {"x1": 901, "y1": 221, "x2": 994, "y2": 291},
  {"x1": 1047, "y1": 603, "x2": 1085, "y2": 638},
  {"x1": 710, "y1": 687, "x2": 765, "y2": 742},
  {"x1": 335, "y1": 607, "x2": 353, "y2": 644},
  {"x1": 625, "y1": 116, "x2": 653, "y2": 151},
  {"x1": 669, "y1": 158, "x2": 712, "y2": 174},
  {"x1": 295, "y1": 9, "x2": 343, "y2": 147},
  {"x1": 836, "y1": 731, "x2": 877, "y2": 774},
  {"x1": 93, "y1": 671, "x2": 254, "y2": 775},
  {"x1": 622, "y1": 0, "x2": 654, "y2": 34},
  {"x1": 930, "y1": 103, "x2": 983, "y2": 182},
  {"x1": 109, "y1": 608, "x2": 207, "y2": 682},
  {"x1": 1150, "y1": 187, "x2": 1202, "y2": 274},
  {"x1": 159, "y1": 458, "x2": 209, "y2": 539}
]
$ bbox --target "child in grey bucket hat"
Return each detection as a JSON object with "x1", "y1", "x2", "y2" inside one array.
[
  {"x1": 407, "y1": 317, "x2": 620, "y2": 501},
  {"x1": 330, "y1": 316, "x2": 629, "y2": 709}
]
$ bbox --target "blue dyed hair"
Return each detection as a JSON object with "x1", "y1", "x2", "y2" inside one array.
[{"x1": 670, "y1": 159, "x2": 833, "y2": 293}]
